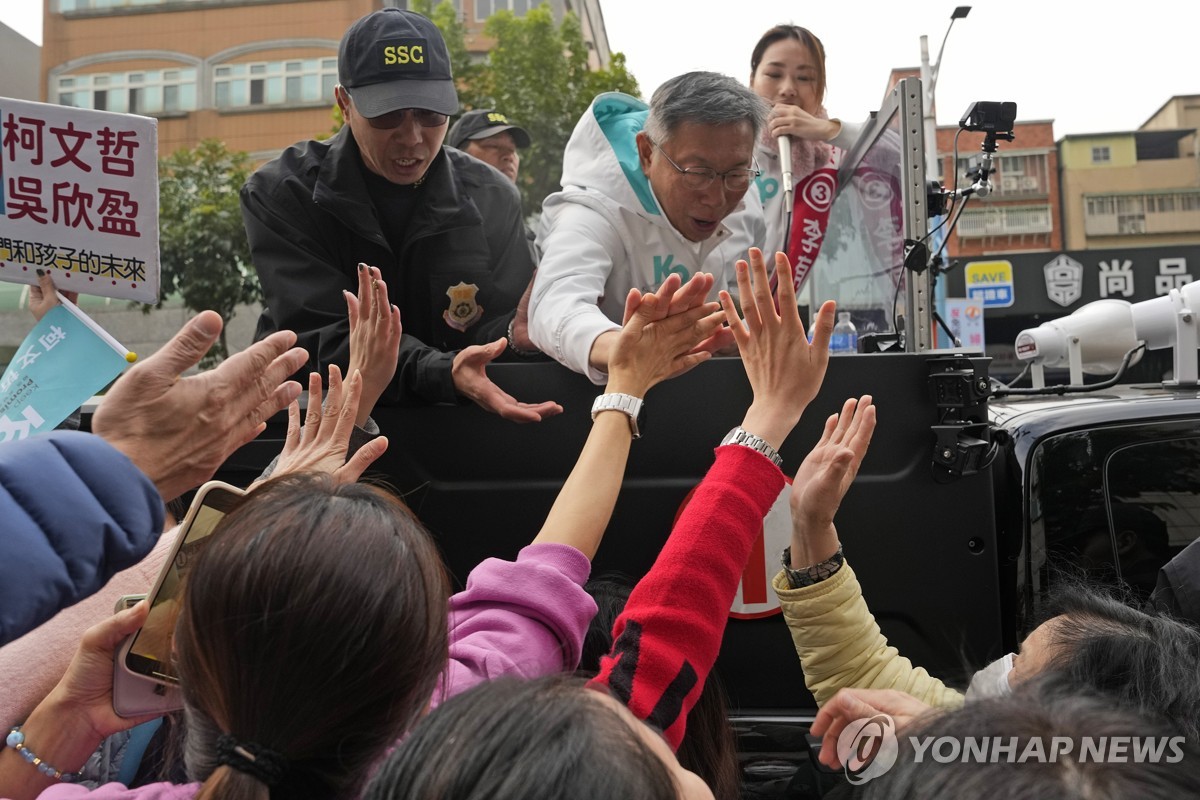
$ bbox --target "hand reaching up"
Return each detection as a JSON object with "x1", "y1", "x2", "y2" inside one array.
[
  {"x1": 345, "y1": 263, "x2": 402, "y2": 427},
  {"x1": 719, "y1": 248, "x2": 836, "y2": 449},
  {"x1": 789, "y1": 396, "x2": 876, "y2": 567},
  {"x1": 93, "y1": 311, "x2": 306, "y2": 502},
  {"x1": 606, "y1": 272, "x2": 727, "y2": 397},
  {"x1": 270, "y1": 365, "x2": 389, "y2": 485}
]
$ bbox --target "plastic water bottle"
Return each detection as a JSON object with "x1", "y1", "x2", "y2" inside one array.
[{"x1": 829, "y1": 311, "x2": 858, "y2": 355}]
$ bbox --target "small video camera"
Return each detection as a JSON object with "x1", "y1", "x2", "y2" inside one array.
[{"x1": 958, "y1": 101, "x2": 1017, "y2": 134}]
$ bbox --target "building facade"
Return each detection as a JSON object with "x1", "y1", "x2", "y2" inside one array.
[
  {"x1": 933, "y1": 120, "x2": 1063, "y2": 259},
  {"x1": 39, "y1": 0, "x2": 610, "y2": 161},
  {"x1": 0, "y1": 22, "x2": 41, "y2": 101},
  {"x1": 1058, "y1": 95, "x2": 1200, "y2": 251}
]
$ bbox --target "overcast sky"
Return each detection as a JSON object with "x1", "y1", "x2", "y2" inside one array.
[{"x1": 3, "y1": 0, "x2": 1197, "y2": 137}]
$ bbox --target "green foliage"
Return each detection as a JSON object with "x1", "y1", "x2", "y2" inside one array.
[
  {"x1": 156, "y1": 139, "x2": 261, "y2": 364},
  {"x1": 477, "y1": 6, "x2": 639, "y2": 213}
]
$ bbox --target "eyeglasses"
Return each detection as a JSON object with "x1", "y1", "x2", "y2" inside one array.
[{"x1": 649, "y1": 138, "x2": 760, "y2": 192}]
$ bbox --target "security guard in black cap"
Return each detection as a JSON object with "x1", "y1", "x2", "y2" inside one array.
[{"x1": 242, "y1": 9, "x2": 559, "y2": 422}]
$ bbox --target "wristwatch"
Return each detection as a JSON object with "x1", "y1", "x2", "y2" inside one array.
[
  {"x1": 781, "y1": 545, "x2": 845, "y2": 588},
  {"x1": 506, "y1": 316, "x2": 541, "y2": 359},
  {"x1": 720, "y1": 427, "x2": 783, "y2": 468},
  {"x1": 591, "y1": 393, "x2": 645, "y2": 439}
]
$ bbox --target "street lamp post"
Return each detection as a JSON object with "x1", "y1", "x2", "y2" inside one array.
[{"x1": 920, "y1": 6, "x2": 971, "y2": 181}]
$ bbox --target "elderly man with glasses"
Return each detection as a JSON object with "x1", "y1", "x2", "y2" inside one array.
[
  {"x1": 241, "y1": 9, "x2": 559, "y2": 422},
  {"x1": 529, "y1": 71, "x2": 768, "y2": 383}
]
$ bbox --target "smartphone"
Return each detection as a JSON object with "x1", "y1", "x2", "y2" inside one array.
[
  {"x1": 112, "y1": 481, "x2": 246, "y2": 718},
  {"x1": 114, "y1": 594, "x2": 147, "y2": 613}
]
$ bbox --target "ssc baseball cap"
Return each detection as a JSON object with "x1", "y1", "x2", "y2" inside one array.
[
  {"x1": 448, "y1": 109, "x2": 532, "y2": 150},
  {"x1": 338, "y1": 8, "x2": 459, "y2": 118}
]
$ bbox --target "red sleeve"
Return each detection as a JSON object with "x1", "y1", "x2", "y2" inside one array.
[{"x1": 587, "y1": 445, "x2": 785, "y2": 750}]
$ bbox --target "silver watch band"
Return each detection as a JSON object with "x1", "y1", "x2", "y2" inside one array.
[
  {"x1": 591, "y1": 393, "x2": 644, "y2": 439},
  {"x1": 720, "y1": 426, "x2": 783, "y2": 468}
]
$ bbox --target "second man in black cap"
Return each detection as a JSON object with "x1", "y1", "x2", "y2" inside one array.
[{"x1": 448, "y1": 109, "x2": 530, "y2": 186}]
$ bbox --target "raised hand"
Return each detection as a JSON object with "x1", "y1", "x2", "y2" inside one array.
[
  {"x1": 28, "y1": 269, "x2": 79, "y2": 322},
  {"x1": 270, "y1": 366, "x2": 389, "y2": 484},
  {"x1": 607, "y1": 274, "x2": 727, "y2": 395},
  {"x1": 719, "y1": 248, "x2": 836, "y2": 449},
  {"x1": 345, "y1": 263, "x2": 402, "y2": 427},
  {"x1": 452, "y1": 339, "x2": 563, "y2": 423},
  {"x1": 789, "y1": 396, "x2": 876, "y2": 567},
  {"x1": 93, "y1": 311, "x2": 306, "y2": 502}
]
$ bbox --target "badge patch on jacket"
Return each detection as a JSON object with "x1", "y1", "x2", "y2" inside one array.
[{"x1": 443, "y1": 282, "x2": 483, "y2": 331}]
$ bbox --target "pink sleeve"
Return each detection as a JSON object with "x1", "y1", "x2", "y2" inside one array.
[
  {"x1": 432, "y1": 542, "x2": 597, "y2": 706},
  {"x1": 38, "y1": 781, "x2": 199, "y2": 799},
  {"x1": 588, "y1": 446, "x2": 785, "y2": 750}
]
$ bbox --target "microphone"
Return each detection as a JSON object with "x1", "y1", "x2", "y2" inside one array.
[{"x1": 778, "y1": 135, "x2": 794, "y2": 208}]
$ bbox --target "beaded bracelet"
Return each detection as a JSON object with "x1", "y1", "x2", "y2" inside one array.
[{"x1": 5, "y1": 727, "x2": 83, "y2": 783}]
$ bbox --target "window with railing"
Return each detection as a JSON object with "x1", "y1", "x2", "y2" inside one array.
[
  {"x1": 956, "y1": 204, "x2": 1053, "y2": 238},
  {"x1": 213, "y1": 58, "x2": 337, "y2": 110},
  {"x1": 476, "y1": 0, "x2": 531, "y2": 21},
  {"x1": 954, "y1": 152, "x2": 1049, "y2": 196},
  {"x1": 1084, "y1": 190, "x2": 1200, "y2": 236},
  {"x1": 59, "y1": 0, "x2": 247, "y2": 10},
  {"x1": 57, "y1": 69, "x2": 198, "y2": 114}
]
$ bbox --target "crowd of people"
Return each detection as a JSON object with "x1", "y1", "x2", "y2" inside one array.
[{"x1": 3, "y1": 7, "x2": 1199, "y2": 799}]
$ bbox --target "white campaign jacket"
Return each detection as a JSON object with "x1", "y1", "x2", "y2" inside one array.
[{"x1": 529, "y1": 93, "x2": 765, "y2": 383}]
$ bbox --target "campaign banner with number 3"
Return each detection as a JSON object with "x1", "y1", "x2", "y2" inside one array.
[
  {"x1": 0, "y1": 299, "x2": 134, "y2": 442},
  {"x1": 0, "y1": 96, "x2": 159, "y2": 303}
]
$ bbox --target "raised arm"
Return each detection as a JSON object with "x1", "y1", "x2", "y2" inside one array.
[
  {"x1": 772, "y1": 397, "x2": 962, "y2": 709},
  {"x1": 439, "y1": 273, "x2": 725, "y2": 701},
  {"x1": 590, "y1": 248, "x2": 837, "y2": 750},
  {"x1": 532, "y1": 271, "x2": 725, "y2": 559}
]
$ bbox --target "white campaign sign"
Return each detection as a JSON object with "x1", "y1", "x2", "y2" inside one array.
[
  {"x1": 0, "y1": 97, "x2": 159, "y2": 302},
  {"x1": 729, "y1": 485, "x2": 792, "y2": 619}
]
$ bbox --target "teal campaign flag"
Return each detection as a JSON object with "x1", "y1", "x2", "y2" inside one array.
[{"x1": 0, "y1": 300, "x2": 135, "y2": 442}]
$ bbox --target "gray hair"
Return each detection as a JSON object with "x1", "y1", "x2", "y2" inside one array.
[{"x1": 643, "y1": 71, "x2": 768, "y2": 145}]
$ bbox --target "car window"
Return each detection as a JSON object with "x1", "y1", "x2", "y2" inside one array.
[{"x1": 1028, "y1": 424, "x2": 1200, "y2": 608}]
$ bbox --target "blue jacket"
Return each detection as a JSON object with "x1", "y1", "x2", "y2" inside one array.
[{"x1": 0, "y1": 432, "x2": 164, "y2": 646}]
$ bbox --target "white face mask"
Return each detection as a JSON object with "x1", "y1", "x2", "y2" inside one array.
[{"x1": 964, "y1": 652, "x2": 1014, "y2": 702}]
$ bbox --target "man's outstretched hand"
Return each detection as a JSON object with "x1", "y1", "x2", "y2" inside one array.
[
  {"x1": 452, "y1": 338, "x2": 563, "y2": 423},
  {"x1": 93, "y1": 310, "x2": 307, "y2": 501}
]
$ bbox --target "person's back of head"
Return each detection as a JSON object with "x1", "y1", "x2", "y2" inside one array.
[
  {"x1": 579, "y1": 575, "x2": 740, "y2": 800},
  {"x1": 174, "y1": 474, "x2": 449, "y2": 800},
  {"x1": 864, "y1": 675, "x2": 1200, "y2": 799},
  {"x1": 643, "y1": 71, "x2": 768, "y2": 146},
  {"x1": 1038, "y1": 579, "x2": 1200, "y2": 740},
  {"x1": 362, "y1": 675, "x2": 679, "y2": 800}
]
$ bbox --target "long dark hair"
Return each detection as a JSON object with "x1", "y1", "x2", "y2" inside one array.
[
  {"x1": 363, "y1": 675, "x2": 678, "y2": 800},
  {"x1": 174, "y1": 474, "x2": 450, "y2": 800},
  {"x1": 749, "y1": 24, "x2": 828, "y2": 107}
]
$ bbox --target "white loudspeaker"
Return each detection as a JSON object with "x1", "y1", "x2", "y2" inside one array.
[
  {"x1": 1014, "y1": 279, "x2": 1200, "y2": 388},
  {"x1": 1015, "y1": 300, "x2": 1142, "y2": 387}
]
